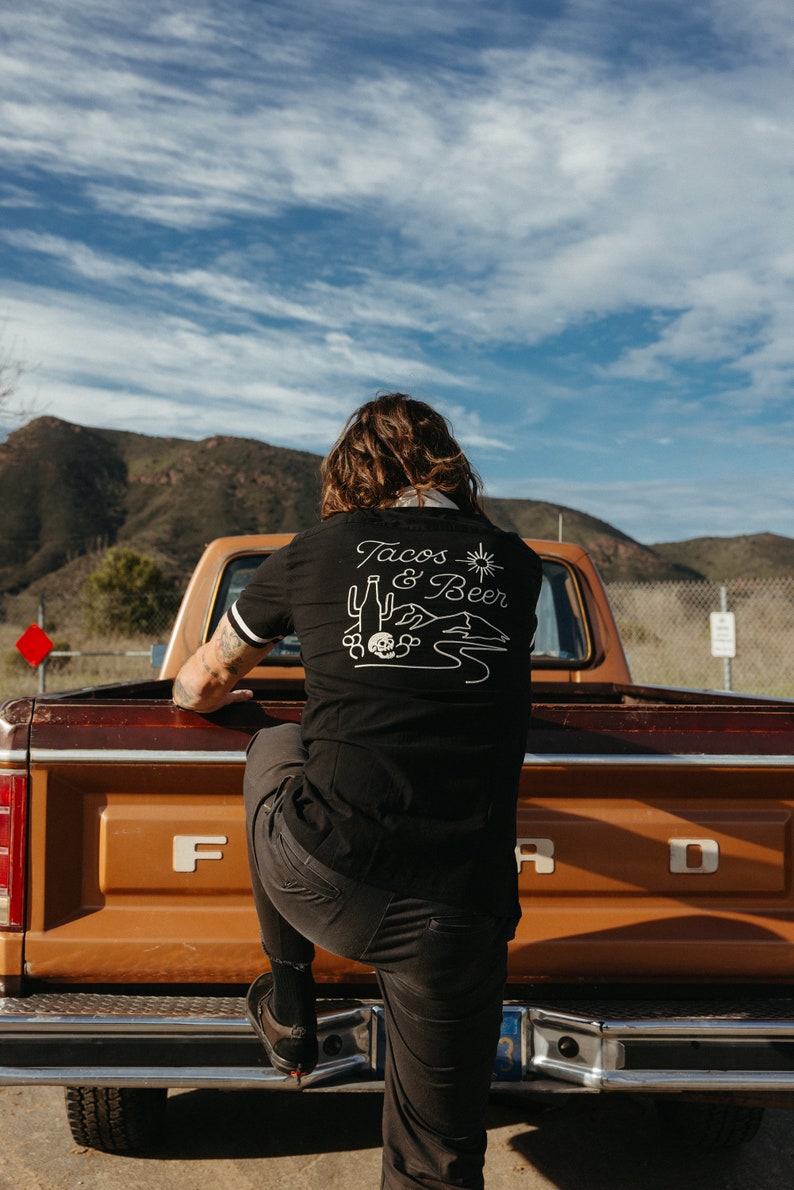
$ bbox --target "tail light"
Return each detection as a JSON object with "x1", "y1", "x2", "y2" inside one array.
[{"x1": 0, "y1": 772, "x2": 27, "y2": 930}]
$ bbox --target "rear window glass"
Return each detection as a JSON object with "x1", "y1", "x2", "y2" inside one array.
[
  {"x1": 209, "y1": 553, "x2": 589, "y2": 666},
  {"x1": 532, "y1": 560, "x2": 589, "y2": 663},
  {"x1": 209, "y1": 555, "x2": 300, "y2": 659}
]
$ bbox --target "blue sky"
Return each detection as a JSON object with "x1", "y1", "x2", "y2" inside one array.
[{"x1": 1, "y1": 0, "x2": 793, "y2": 544}]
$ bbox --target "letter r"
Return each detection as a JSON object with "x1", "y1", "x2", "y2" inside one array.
[{"x1": 515, "y1": 837, "x2": 556, "y2": 874}]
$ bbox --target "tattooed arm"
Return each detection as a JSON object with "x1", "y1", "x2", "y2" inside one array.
[{"x1": 172, "y1": 613, "x2": 274, "y2": 712}]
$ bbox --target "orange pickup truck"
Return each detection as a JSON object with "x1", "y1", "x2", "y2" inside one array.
[{"x1": 2, "y1": 534, "x2": 794, "y2": 1155}]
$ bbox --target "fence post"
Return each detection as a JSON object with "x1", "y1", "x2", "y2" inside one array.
[
  {"x1": 720, "y1": 585, "x2": 732, "y2": 693},
  {"x1": 38, "y1": 594, "x2": 47, "y2": 695}
]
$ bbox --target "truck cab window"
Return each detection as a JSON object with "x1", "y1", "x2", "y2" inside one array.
[
  {"x1": 533, "y1": 561, "x2": 589, "y2": 664},
  {"x1": 209, "y1": 554, "x2": 301, "y2": 658},
  {"x1": 210, "y1": 553, "x2": 588, "y2": 667}
]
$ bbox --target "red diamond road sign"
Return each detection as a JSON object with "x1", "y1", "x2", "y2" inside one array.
[{"x1": 16, "y1": 624, "x2": 54, "y2": 668}]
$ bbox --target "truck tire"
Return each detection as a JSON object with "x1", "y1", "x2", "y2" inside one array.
[
  {"x1": 654, "y1": 1099, "x2": 765, "y2": 1149},
  {"x1": 64, "y1": 1086, "x2": 167, "y2": 1154}
]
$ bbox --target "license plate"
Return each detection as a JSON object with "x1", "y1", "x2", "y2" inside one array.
[{"x1": 494, "y1": 1007, "x2": 525, "y2": 1081}]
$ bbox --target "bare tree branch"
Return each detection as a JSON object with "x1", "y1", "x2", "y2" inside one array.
[{"x1": 0, "y1": 324, "x2": 36, "y2": 425}]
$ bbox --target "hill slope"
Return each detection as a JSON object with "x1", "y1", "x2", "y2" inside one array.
[
  {"x1": 0, "y1": 417, "x2": 321, "y2": 590},
  {"x1": 1, "y1": 417, "x2": 791, "y2": 592},
  {"x1": 483, "y1": 498, "x2": 701, "y2": 582},
  {"x1": 0, "y1": 419, "x2": 127, "y2": 590},
  {"x1": 653, "y1": 533, "x2": 794, "y2": 581}
]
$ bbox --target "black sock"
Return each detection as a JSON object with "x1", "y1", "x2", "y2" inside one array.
[{"x1": 270, "y1": 960, "x2": 316, "y2": 1029}]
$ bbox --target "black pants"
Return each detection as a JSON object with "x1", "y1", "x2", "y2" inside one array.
[{"x1": 244, "y1": 723, "x2": 512, "y2": 1190}]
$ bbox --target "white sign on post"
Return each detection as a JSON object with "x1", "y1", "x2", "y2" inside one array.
[{"x1": 710, "y1": 611, "x2": 736, "y2": 658}]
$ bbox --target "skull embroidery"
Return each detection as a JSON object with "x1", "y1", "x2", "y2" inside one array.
[{"x1": 368, "y1": 631, "x2": 396, "y2": 659}]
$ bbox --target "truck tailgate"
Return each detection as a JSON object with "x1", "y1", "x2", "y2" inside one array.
[
  {"x1": 517, "y1": 701, "x2": 794, "y2": 983},
  {"x1": 20, "y1": 695, "x2": 794, "y2": 987},
  {"x1": 23, "y1": 699, "x2": 313, "y2": 985}
]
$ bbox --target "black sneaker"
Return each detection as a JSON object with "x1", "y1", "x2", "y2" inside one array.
[{"x1": 245, "y1": 973, "x2": 319, "y2": 1080}]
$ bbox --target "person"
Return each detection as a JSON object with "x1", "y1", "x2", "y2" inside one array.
[{"x1": 173, "y1": 393, "x2": 543, "y2": 1189}]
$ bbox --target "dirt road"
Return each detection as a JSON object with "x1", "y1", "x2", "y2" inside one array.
[{"x1": 2, "y1": 1085, "x2": 794, "y2": 1189}]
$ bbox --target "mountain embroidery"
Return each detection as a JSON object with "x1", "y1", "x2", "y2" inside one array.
[{"x1": 343, "y1": 549, "x2": 510, "y2": 684}]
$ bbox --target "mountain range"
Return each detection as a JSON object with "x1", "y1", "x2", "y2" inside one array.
[{"x1": 1, "y1": 416, "x2": 792, "y2": 594}]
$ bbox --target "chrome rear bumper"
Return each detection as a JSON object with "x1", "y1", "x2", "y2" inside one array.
[{"x1": 2, "y1": 993, "x2": 794, "y2": 1095}]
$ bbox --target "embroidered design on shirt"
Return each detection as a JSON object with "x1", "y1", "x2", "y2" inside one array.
[
  {"x1": 343, "y1": 541, "x2": 510, "y2": 684},
  {"x1": 458, "y1": 545, "x2": 503, "y2": 582}
]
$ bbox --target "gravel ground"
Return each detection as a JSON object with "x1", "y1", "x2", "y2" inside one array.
[{"x1": 2, "y1": 1084, "x2": 794, "y2": 1189}]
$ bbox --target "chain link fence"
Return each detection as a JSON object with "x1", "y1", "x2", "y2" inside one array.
[
  {"x1": 606, "y1": 577, "x2": 794, "y2": 698},
  {"x1": 4, "y1": 575, "x2": 794, "y2": 702},
  {"x1": 1, "y1": 588, "x2": 177, "y2": 701}
]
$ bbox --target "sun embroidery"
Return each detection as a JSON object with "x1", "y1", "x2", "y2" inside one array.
[{"x1": 458, "y1": 544, "x2": 503, "y2": 582}]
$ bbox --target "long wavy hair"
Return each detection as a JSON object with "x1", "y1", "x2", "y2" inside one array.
[{"x1": 320, "y1": 393, "x2": 486, "y2": 519}]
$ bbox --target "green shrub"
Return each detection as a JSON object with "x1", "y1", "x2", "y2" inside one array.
[{"x1": 81, "y1": 548, "x2": 180, "y2": 637}]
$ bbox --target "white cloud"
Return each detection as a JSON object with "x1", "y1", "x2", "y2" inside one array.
[
  {"x1": 0, "y1": 284, "x2": 482, "y2": 448},
  {"x1": 1, "y1": 0, "x2": 794, "y2": 541},
  {"x1": 708, "y1": 0, "x2": 794, "y2": 60}
]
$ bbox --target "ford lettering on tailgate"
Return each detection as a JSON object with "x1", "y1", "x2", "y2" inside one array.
[{"x1": 516, "y1": 799, "x2": 788, "y2": 893}]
